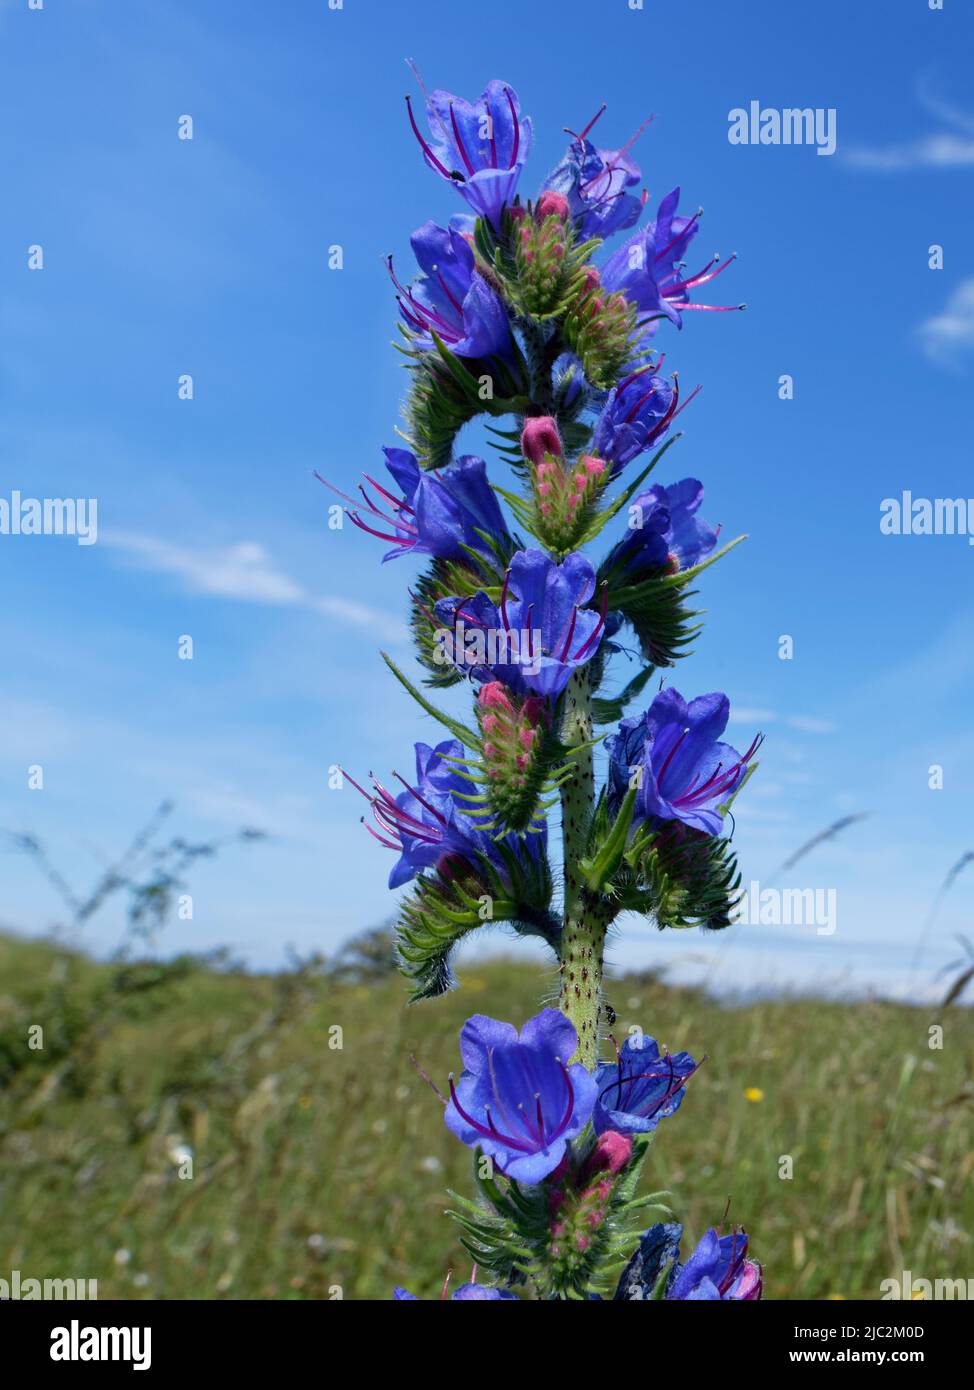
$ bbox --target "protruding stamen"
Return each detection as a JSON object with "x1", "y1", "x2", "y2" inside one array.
[
  {"x1": 405, "y1": 94, "x2": 453, "y2": 178},
  {"x1": 505, "y1": 87, "x2": 520, "y2": 169},
  {"x1": 449, "y1": 102, "x2": 476, "y2": 176},
  {"x1": 655, "y1": 726, "x2": 690, "y2": 793},
  {"x1": 577, "y1": 103, "x2": 607, "y2": 142},
  {"x1": 558, "y1": 605, "x2": 578, "y2": 662},
  {"x1": 572, "y1": 582, "x2": 608, "y2": 661}
]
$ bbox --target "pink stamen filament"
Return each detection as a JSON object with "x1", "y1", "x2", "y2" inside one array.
[
  {"x1": 558, "y1": 606, "x2": 578, "y2": 662},
  {"x1": 670, "y1": 383, "x2": 701, "y2": 425},
  {"x1": 405, "y1": 95, "x2": 453, "y2": 178},
  {"x1": 448, "y1": 1078, "x2": 536, "y2": 1154},
  {"x1": 504, "y1": 87, "x2": 520, "y2": 169},
  {"x1": 670, "y1": 733, "x2": 763, "y2": 808},
  {"x1": 667, "y1": 253, "x2": 737, "y2": 298},
  {"x1": 718, "y1": 1232, "x2": 744, "y2": 1295},
  {"x1": 453, "y1": 600, "x2": 491, "y2": 632},
  {"x1": 388, "y1": 257, "x2": 461, "y2": 338},
  {"x1": 364, "y1": 823, "x2": 401, "y2": 851},
  {"x1": 577, "y1": 103, "x2": 607, "y2": 142},
  {"x1": 356, "y1": 483, "x2": 416, "y2": 533},
  {"x1": 655, "y1": 727, "x2": 690, "y2": 794},
  {"x1": 391, "y1": 770, "x2": 448, "y2": 824},
  {"x1": 347, "y1": 515, "x2": 411, "y2": 545},
  {"x1": 615, "y1": 362, "x2": 656, "y2": 397},
  {"x1": 448, "y1": 1056, "x2": 575, "y2": 1156},
  {"x1": 669, "y1": 302, "x2": 743, "y2": 314},
  {"x1": 655, "y1": 208, "x2": 702, "y2": 265},
  {"x1": 362, "y1": 473, "x2": 415, "y2": 515},
  {"x1": 555, "y1": 1061, "x2": 576, "y2": 1137},
  {"x1": 314, "y1": 472, "x2": 418, "y2": 539},
  {"x1": 435, "y1": 267, "x2": 464, "y2": 315},
  {"x1": 572, "y1": 583, "x2": 608, "y2": 661},
  {"x1": 448, "y1": 103, "x2": 476, "y2": 176}
]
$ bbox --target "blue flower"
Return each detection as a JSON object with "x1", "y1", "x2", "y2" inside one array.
[
  {"x1": 346, "y1": 738, "x2": 545, "y2": 889},
  {"x1": 406, "y1": 79, "x2": 531, "y2": 229},
  {"x1": 543, "y1": 109, "x2": 649, "y2": 242},
  {"x1": 321, "y1": 448, "x2": 510, "y2": 567},
  {"x1": 389, "y1": 219, "x2": 515, "y2": 362},
  {"x1": 605, "y1": 479, "x2": 718, "y2": 575},
  {"x1": 592, "y1": 368, "x2": 679, "y2": 476},
  {"x1": 433, "y1": 549, "x2": 608, "y2": 700},
  {"x1": 606, "y1": 689, "x2": 761, "y2": 837},
  {"x1": 452, "y1": 1283, "x2": 519, "y2": 1300},
  {"x1": 600, "y1": 188, "x2": 738, "y2": 341},
  {"x1": 394, "y1": 1283, "x2": 519, "y2": 1301},
  {"x1": 594, "y1": 1034, "x2": 700, "y2": 1136},
  {"x1": 615, "y1": 1222, "x2": 762, "y2": 1300},
  {"x1": 551, "y1": 352, "x2": 588, "y2": 413},
  {"x1": 444, "y1": 1009, "x2": 598, "y2": 1184}
]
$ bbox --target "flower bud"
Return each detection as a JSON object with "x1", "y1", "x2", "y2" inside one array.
[
  {"x1": 513, "y1": 206, "x2": 573, "y2": 315},
  {"x1": 521, "y1": 416, "x2": 563, "y2": 467},
  {"x1": 563, "y1": 271, "x2": 638, "y2": 390},
  {"x1": 534, "y1": 190, "x2": 570, "y2": 223},
  {"x1": 522, "y1": 420, "x2": 609, "y2": 552},
  {"x1": 581, "y1": 1129, "x2": 633, "y2": 1182},
  {"x1": 476, "y1": 682, "x2": 550, "y2": 833}
]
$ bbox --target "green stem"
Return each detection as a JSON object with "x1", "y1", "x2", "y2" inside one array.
[
  {"x1": 520, "y1": 319, "x2": 560, "y2": 414},
  {"x1": 558, "y1": 667, "x2": 608, "y2": 1069}
]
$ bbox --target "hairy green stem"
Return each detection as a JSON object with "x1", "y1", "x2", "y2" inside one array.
[{"x1": 558, "y1": 667, "x2": 608, "y2": 1069}]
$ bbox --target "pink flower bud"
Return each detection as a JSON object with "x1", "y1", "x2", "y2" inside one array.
[
  {"x1": 582, "y1": 1130, "x2": 633, "y2": 1181},
  {"x1": 521, "y1": 416, "x2": 563, "y2": 467},
  {"x1": 478, "y1": 681, "x2": 514, "y2": 713},
  {"x1": 535, "y1": 190, "x2": 570, "y2": 223}
]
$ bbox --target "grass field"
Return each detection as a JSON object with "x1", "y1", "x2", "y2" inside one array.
[{"x1": 1, "y1": 930, "x2": 972, "y2": 1300}]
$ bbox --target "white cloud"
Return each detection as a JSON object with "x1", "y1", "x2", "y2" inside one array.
[
  {"x1": 919, "y1": 278, "x2": 974, "y2": 368},
  {"x1": 103, "y1": 531, "x2": 407, "y2": 642},
  {"x1": 727, "y1": 706, "x2": 776, "y2": 724},
  {"x1": 727, "y1": 707, "x2": 834, "y2": 735},
  {"x1": 786, "y1": 715, "x2": 835, "y2": 736},
  {"x1": 844, "y1": 133, "x2": 974, "y2": 172},
  {"x1": 844, "y1": 75, "x2": 974, "y2": 171}
]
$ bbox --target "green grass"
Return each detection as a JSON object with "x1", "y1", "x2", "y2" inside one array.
[{"x1": 1, "y1": 931, "x2": 972, "y2": 1300}]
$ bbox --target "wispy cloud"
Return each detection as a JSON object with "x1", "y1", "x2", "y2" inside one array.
[
  {"x1": 786, "y1": 715, "x2": 836, "y2": 735},
  {"x1": 728, "y1": 707, "x2": 835, "y2": 735},
  {"x1": 103, "y1": 532, "x2": 407, "y2": 642},
  {"x1": 918, "y1": 278, "x2": 974, "y2": 368},
  {"x1": 845, "y1": 132, "x2": 974, "y2": 172},
  {"x1": 844, "y1": 73, "x2": 974, "y2": 171}
]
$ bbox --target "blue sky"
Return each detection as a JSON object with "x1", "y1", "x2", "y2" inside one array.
[{"x1": 2, "y1": 0, "x2": 973, "y2": 1002}]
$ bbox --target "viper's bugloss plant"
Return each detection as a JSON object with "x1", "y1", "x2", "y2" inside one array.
[{"x1": 325, "y1": 74, "x2": 763, "y2": 1301}]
